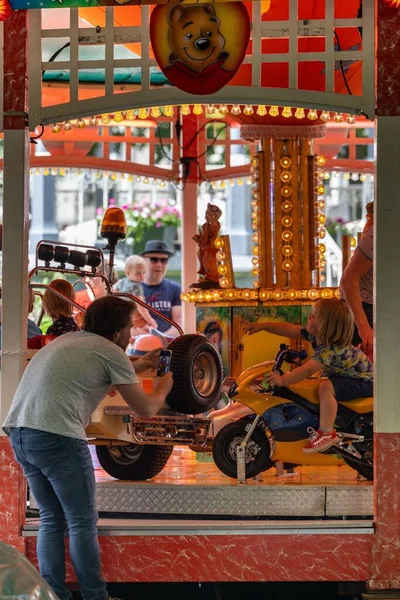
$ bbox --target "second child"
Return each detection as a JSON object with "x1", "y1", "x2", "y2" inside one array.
[
  {"x1": 43, "y1": 279, "x2": 80, "y2": 336},
  {"x1": 113, "y1": 255, "x2": 157, "y2": 332}
]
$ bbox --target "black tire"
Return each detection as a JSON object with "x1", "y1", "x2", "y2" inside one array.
[
  {"x1": 166, "y1": 334, "x2": 223, "y2": 414},
  {"x1": 212, "y1": 420, "x2": 274, "y2": 479},
  {"x1": 342, "y1": 413, "x2": 373, "y2": 481},
  {"x1": 95, "y1": 444, "x2": 173, "y2": 481}
]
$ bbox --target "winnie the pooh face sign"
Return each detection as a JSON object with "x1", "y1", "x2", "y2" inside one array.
[{"x1": 150, "y1": 1, "x2": 250, "y2": 95}]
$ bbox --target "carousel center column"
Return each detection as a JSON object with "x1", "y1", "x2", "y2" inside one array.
[
  {"x1": 366, "y1": 2, "x2": 400, "y2": 596},
  {"x1": 0, "y1": 10, "x2": 30, "y2": 551},
  {"x1": 180, "y1": 112, "x2": 200, "y2": 333}
]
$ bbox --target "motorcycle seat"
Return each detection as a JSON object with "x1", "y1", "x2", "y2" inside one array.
[{"x1": 289, "y1": 379, "x2": 373, "y2": 413}]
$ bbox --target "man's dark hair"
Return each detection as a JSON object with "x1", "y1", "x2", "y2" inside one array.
[{"x1": 83, "y1": 296, "x2": 134, "y2": 340}]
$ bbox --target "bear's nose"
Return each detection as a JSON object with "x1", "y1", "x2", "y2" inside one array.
[{"x1": 195, "y1": 38, "x2": 210, "y2": 51}]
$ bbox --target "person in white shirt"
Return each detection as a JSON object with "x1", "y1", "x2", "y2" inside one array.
[{"x1": 3, "y1": 295, "x2": 173, "y2": 600}]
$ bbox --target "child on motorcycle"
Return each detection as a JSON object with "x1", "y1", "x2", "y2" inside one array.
[{"x1": 244, "y1": 298, "x2": 373, "y2": 453}]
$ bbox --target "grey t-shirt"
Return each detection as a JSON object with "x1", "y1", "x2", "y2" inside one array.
[{"x1": 2, "y1": 331, "x2": 138, "y2": 440}]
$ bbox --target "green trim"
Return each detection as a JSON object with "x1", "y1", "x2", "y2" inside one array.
[{"x1": 42, "y1": 71, "x2": 169, "y2": 85}]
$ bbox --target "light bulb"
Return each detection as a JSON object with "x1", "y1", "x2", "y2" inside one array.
[
  {"x1": 125, "y1": 110, "x2": 135, "y2": 120},
  {"x1": 219, "y1": 104, "x2": 229, "y2": 115},
  {"x1": 181, "y1": 104, "x2": 191, "y2": 116},
  {"x1": 269, "y1": 106, "x2": 279, "y2": 117},
  {"x1": 151, "y1": 107, "x2": 161, "y2": 118},
  {"x1": 282, "y1": 216, "x2": 293, "y2": 227},
  {"x1": 294, "y1": 107, "x2": 305, "y2": 119},
  {"x1": 101, "y1": 114, "x2": 111, "y2": 125},
  {"x1": 281, "y1": 185, "x2": 292, "y2": 197},
  {"x1": 280, "y1": 171, "x2": 292, "y2": 183},
  {"x1": 164, "y1": 106, "x2": 174, "y2": 117},
  {"x1": 280, "y1": 156, "x2": 291, "y2": 168},
  {"x1": 137, "y1": 108, "x2": 148, "y2": 119},
  {"x1": 192, "y1": 104, "x2": 203, "y2": 115},
  {"x1": 243, "y1": 105, "x2": 254, "y2": 115},
  {"x1": 307, "y1": 109, "x2": 318, "y2": 120},
  {"x1": 282, "y1": 106, "x2": 292, "y2": 118},
  {"x1": 282, "y1": 245, "x2": 293, "y2": 256},
  {"x1": 231, "y1": 105, "x2": 241, "y2": 115},
  {"x1": 320, "y1": 111, "x2": 330, "y2": 122},
  {"x1": 114, "y1": 111, "x2": 124, "y2": 122},
  {"x1": 281, "y1": 200, "x2": 292, "y2": 212},
  {"x1": 51, "y1": 123, "x2": 61, "y2": 133}
]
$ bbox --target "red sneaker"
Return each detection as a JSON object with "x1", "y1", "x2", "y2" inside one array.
[{"x1": 303, "y1": 428, "x2": 339, "y2": 454}]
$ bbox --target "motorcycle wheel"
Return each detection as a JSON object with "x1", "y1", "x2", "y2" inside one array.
[
  {"x1": 166, "y1": 334, "x2": 223, "y2": 415},
  {"x1": 212, "y1": 420, "x2": 274, "y2": 479},
  {"x1": 341, "y1": 414, "x2": 373, "y2": 481},
  {"x1": 96, "y1": 443, "x2": 173, "y2": 481}
]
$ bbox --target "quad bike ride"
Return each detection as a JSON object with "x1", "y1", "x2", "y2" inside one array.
[
  {"x1": 212, "y1": 344, "x2": 373, "y2": 481},
  {"x1": 26, "y1": 207, "x2": 225, "y2": 481}
]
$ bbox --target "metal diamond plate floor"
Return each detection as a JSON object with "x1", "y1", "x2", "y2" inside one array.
[
  {"x1": 91, "y1": 447, "x2": 373, "y2": 518},
  {"x1": 29, "y1": 447, "x2": 373, "y2": 519}
]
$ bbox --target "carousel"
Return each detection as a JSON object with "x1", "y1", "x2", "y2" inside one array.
[{"x1": 0, "y1": 0, "x2": 399, "y2": 593}]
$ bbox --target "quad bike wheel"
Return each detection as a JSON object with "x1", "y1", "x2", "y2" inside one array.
[
  {"x1": 212, "y1": 420, "x2": 274, "y2": 479},
  {"x1": 95, "y1": 443, "x2": 173, "y2": 481},
  {"x1": 166, "y1": 334, "x2": 223, "y2": 414}
]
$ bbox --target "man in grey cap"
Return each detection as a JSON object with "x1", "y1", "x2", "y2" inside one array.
[{"x1": 140, "y1": 240, "x2": 182, "y2": 336}]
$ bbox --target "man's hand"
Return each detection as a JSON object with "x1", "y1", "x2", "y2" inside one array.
[
  {"x1": 156, "y1": 370, "x2": 174, "y2": 395},
  {"x1": 131, "y1": 348, "x2": 162, "y2": 373},
  {"x1": 243, "y1": 320, "x2": 263, "y2": 335},
  {"x1": 358, "y1": 322, "x2": 374, "y2": 355},
  {"x1": 265, "y1": 370, "x2": 283, "y2": 387}
]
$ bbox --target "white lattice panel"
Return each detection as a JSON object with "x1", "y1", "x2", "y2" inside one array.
[{"x1": 27, "y1": 1, "x2": 375, "y2": 127}]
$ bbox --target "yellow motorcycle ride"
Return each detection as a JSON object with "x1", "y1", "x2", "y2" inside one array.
[{"x1": 212, "y1": 344, "x2": 373, "y2": 481}]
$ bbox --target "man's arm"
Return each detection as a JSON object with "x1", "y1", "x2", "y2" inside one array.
[
  {"x1": 340, "y1": 248, "x2": 373, "y2": 348},
  {"x1": 244, "y1": 320, "x2": 302, "y2": 339},
  {"x1": 115, "y1": 372, "x2": 173, "y2": 418}
]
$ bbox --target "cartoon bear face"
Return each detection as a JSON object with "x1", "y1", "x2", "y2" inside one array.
[{"x1": 168, "y1": 4, "x2": 226, "y2": 73}]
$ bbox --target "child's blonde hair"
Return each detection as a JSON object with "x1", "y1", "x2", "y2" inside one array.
[
  {"x1": 125, "y1": 255, "x2": 146, "y2": 277},
  {"x1": 43, "y1": 279, "x2": 76, "y2": 319},
  {"x1": 313, "y1": 298, "x2": 354, "y2": 347}
]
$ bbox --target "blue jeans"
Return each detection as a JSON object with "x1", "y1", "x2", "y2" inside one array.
[{"x1": 10, "y1": 427, "x2": 108, "y2": 600}]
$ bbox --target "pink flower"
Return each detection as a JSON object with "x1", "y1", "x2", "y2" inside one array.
[
  {"x1": 122, "y1": 204, "x2": 128, "y2": 210},
  {"x1": 155, "y1": 221, "x2": 162, "y2": 228},
  {"x1": 96, "y1": 208, "x2": 103, "y2": 215}
]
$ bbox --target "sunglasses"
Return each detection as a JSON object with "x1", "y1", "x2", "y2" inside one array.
[{"x1": 148, "y1": 257, "x2": 169, "y2": 264}]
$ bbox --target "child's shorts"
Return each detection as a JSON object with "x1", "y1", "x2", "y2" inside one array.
[{"x1": 329, "y1": 376, "x2": 373, "y2": 402}]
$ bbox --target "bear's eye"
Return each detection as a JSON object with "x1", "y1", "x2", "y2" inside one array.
[
  {"x1": 185, "y1": 33, "x2": 192, "y2": 39},
  {"x1": 206, "y1": 31, "x2": 212, "y2": 36}
]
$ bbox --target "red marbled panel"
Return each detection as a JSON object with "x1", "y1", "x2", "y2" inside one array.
[
  {"x1": 26, "y1": 534, "x2": 371, "y2": 583},
  {"x1": 377, "y1": 2, "x2": 400, "y2": 116},
  {"x1": 368, "y1": 432, "x2": 400, "y2": 590},
  {"x1": 0, "y1": 437, "x2": 26, "y2": 553},
  {"x1": 3, "y1": 10, "x2": 28, "y2": 129}
]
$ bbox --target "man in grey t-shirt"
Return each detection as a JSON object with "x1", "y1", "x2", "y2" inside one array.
[{"x1": 2, "y1": 296, "x2": 173, "y2": 600}]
